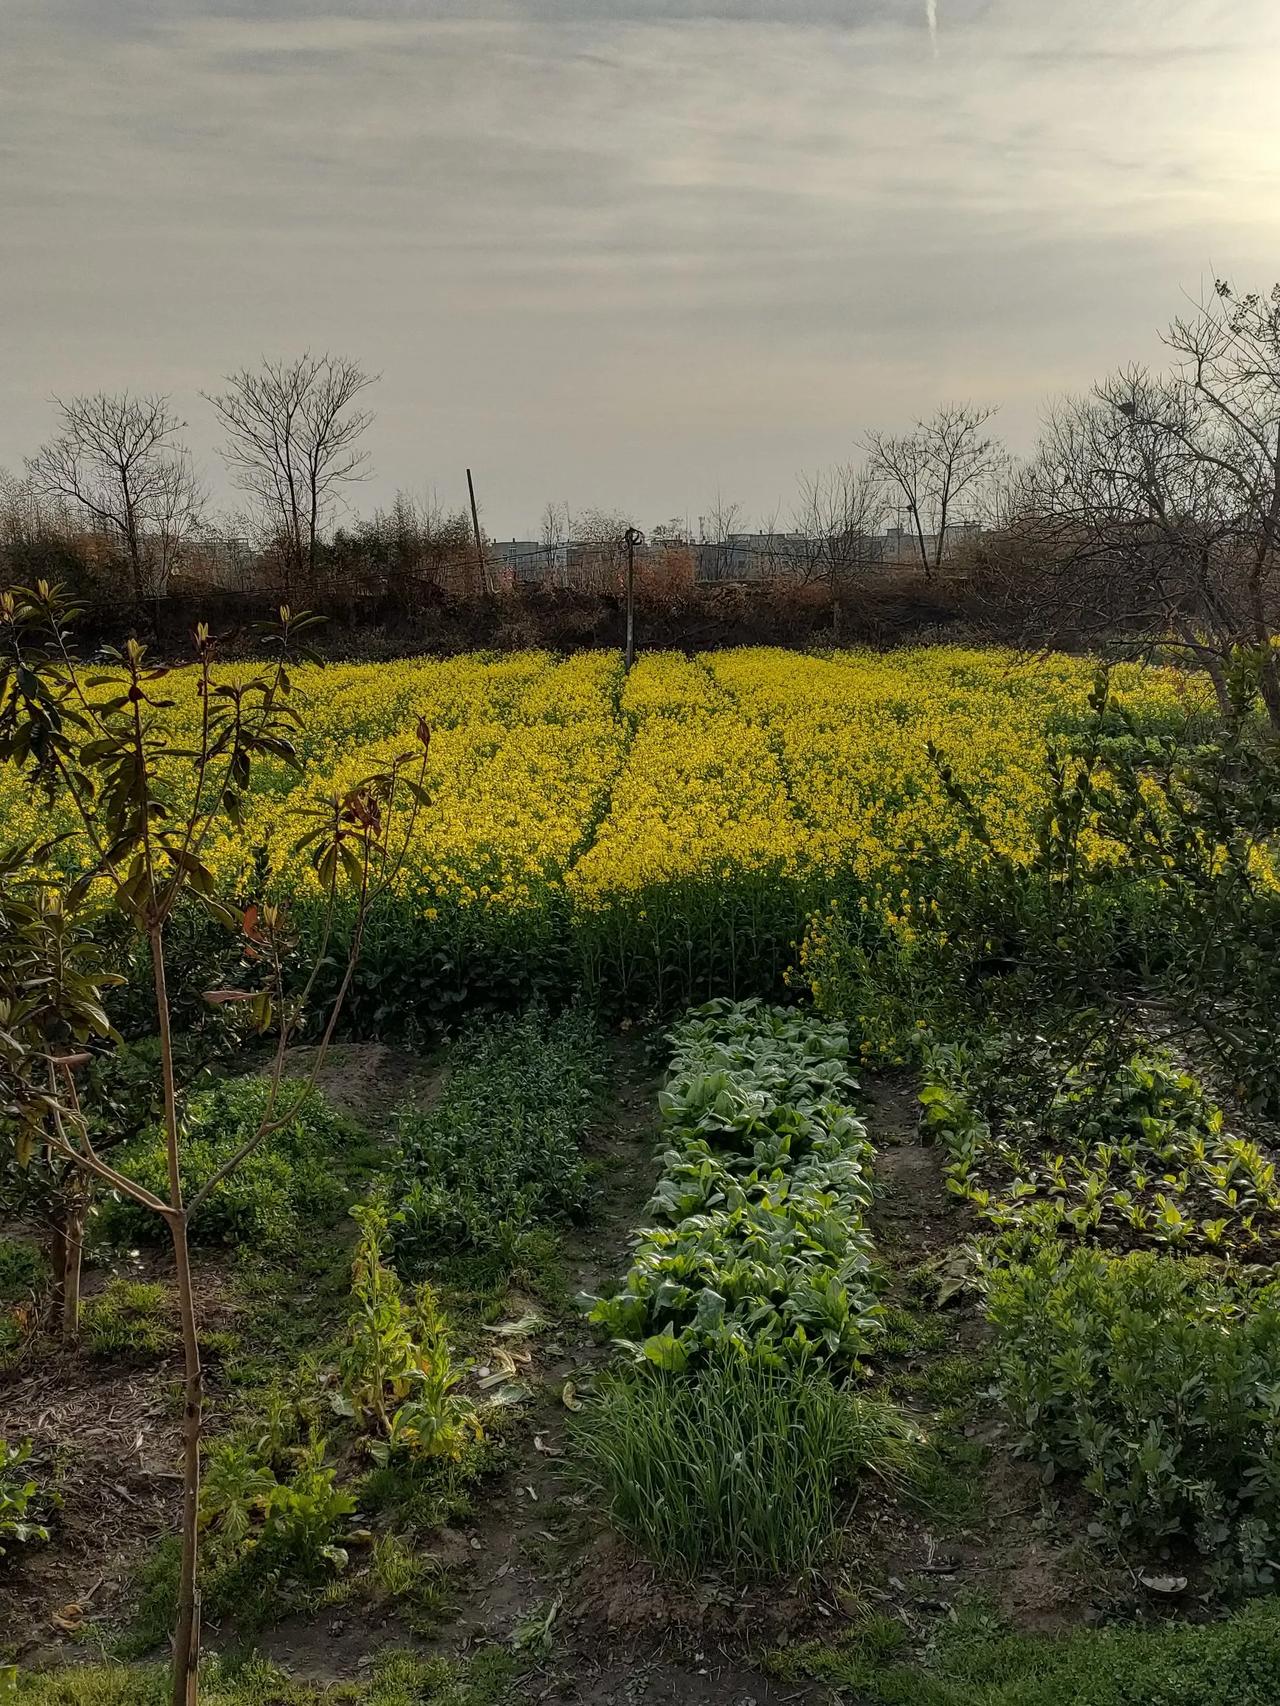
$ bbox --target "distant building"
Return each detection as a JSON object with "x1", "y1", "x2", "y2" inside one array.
[
  {"x1": 494, "y1": 519, "x2": 984, "y2": 589},
  {"x1": 695, "y1": 532, "x2": 810, "y2": 582},
  {"x1": 880, "y1": 520, "x2": 982, "y2": 566},
  {"x1": 488, "y1": 539, "x2": 569, "y2": 585}
]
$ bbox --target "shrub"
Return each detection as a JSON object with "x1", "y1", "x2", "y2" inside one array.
[
  {"x1": 583, "y1": 999, "x2": 881, "y2": 1371},
  {"x1": 0, "y1": 1237, "x2": 45, "y2": 1365},
  {"x1": 389, "y1": 1006, "x2": 601, "y2": 1273},
  {"x1": 1, "y1": 1437, "x2": 49, "y2": 1558},
  {"x1": 572, "y1": 1349, "x2": 913, "y2": 1582},
  {"x1": 983, "y1": 1245, "x2": 1280, "y2": 1587},
  {"x1": 103, "y1": 1076, "x2": 353, "y2": 1251},
  {"x1": 82, "y1": 1278, "x2": 172, "y2": 1360},
  {"x1": 0, "y1": 1236, "x2": 46, "y2": 1307}
]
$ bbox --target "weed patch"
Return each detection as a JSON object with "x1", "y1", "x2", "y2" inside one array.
[
  {"x1": 766, "y1": 1597, "x2": 1280, "y2": 1705},
  {"x1": 103, "y1": 1076, "x2": 361, "y2": 1253},
  {"x1": 82, "y1": 1278, "x2": 173, "y2": 1360},
  {"x1": 11, "y1": 1646, "x2": 523, "y2": 1704}
]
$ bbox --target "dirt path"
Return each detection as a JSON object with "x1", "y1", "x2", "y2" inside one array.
[{"x1": 860, "y1": 1071, "x2": 1101, "y2": 1638}]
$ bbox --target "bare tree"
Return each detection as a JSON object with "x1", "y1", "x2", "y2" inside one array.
[
  {"x1": 540, "y1": 500, "x2": 572, "y2": 584},
  {"x1": 0, "y1": 469, "x2": 61, "y2": 550},
  {"x1": 573, "y1": 506, "x2": 636, "y2": 592},
  {"x1": 990, "y1": 282, "x2": 1280, "y2": 726},
  {"x1": 1013, "y1": 377, "x2": 1238, "y2": 706},
  {"x1": 792, "y1": 463, "x2": 889, "y2": 637},
  {"x1": 540, "y1": 500, "x2": 572, "y2": 551},
  {"x1": 26, "y1": 394, "x2": 204, "y2": 611},
  {"x1": 205, "y1": 354, "x2": 377, "y2": 599},
  {"x1": 864, "y1": 403, "x2": 1004, "y2": 578}
]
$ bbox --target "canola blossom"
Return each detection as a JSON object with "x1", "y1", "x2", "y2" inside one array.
[{"x1": 0, "y1": 645, "x2": 1211, "y2": 1009}]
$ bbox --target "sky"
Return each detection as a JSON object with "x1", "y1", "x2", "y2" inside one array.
[{"x1": 3, "y1": 0, "x2": 1280, "y2": 537}]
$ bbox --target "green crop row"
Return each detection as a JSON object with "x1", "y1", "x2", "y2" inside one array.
[
  {"x1": 583, "y1": 997, "x2": 881, "y2": 1371},
  {"x1": 387, "y1": 1006, "x2": 604, "y2": 1283},
  {"x1": 921, "y1": 1033, "x2": 1280, "y2": 1260}
]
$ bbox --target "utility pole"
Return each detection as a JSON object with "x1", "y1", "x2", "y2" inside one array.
[
  {"x1": 623, "y1": 526, "x2": 642, "y2": 672},
  {"x1": 466, "y1": 468, "x2": 488, "y2": 594}
]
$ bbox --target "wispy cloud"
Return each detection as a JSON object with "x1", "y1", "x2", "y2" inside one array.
[{"x1": 2, "y1": 0, "x2": 1279, "y2": 529}]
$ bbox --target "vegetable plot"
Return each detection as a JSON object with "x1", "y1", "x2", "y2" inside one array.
[{"x1": 583, "y1": 998, "x2": 881, "y2": 1370}]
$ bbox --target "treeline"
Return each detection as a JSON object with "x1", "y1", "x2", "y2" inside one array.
[
  {"x1": 0, "y1": 351, "x2": 1004, "y2": 642},
  {"x1": 963, "y1": 280, "x2": 1280, "y2": 726},
  {"x1": 6, "y1": 280, "x2": 1280, "y2": 687}
]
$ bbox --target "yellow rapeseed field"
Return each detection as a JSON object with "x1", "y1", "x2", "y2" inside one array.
[{"x1": 0, "y1": 645, "x2": 1210, "y2": 1006}]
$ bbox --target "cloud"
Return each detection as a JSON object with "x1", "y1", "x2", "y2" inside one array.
[{"x1": 2, "y1": 0, "x2": 1279, "y2": 530}]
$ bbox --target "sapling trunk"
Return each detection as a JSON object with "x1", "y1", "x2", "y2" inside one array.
[
  {"x1": 46, "y1": 1216, "x2": 66, "y2": 1337},
  {"x1": 60, "y1": 1194, "x2": 86, "y2": 1341},
  {"x1": 169, "y1": 1208, "x2": 202, "y2": 1706},
  {"x1": 150, "y1": 926, "x2": 203, "y2": 1706},
  {"x1": 45, "y1": 1186, "x2": 88, "y2": 1342}
]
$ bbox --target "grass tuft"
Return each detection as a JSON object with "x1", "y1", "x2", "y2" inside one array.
[
  {"x1": 82, "y1": 1278, "x2": 172, "y2": 1361},
  {"x1": 572, "y1": 1347, "x2": 915, "y2": 1582},
  {"x1": 765, "y1": 1596, "x2": 1280, "y2": 1705}
]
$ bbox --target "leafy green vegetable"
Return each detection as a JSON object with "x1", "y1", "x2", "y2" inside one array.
[
  {"x1": 922, "y1": 1035, "x2": 1280, "y2": 1259},
  {"x1": 983, "y1": 1244, "x2": 1280, "y2": 1589},
  {"x1": 389, "y1": 1005, "x2": 601, "y2": 1273},
  {"x1": 583, "y1": 998, "x2": 881, "y2": 1369}
]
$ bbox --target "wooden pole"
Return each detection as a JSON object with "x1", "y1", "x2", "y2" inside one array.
[
  {"x1": 466, "y1": 468, "x2": 487, "y2": 594},
  {"x1": 624, "y1": 526, "x2": 641, "y2": 672}
]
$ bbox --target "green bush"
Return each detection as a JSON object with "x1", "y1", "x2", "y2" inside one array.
[
  {"x1": 103, "y1": 1076, "x2": 354, "y2": 1251},
  {"x1": 1, "y1": 1437, "x2": 49, "y2": 1558},
  {"x1": 389, "y1": 1006, "x2": 601, "y2": 1272},
  {"x1": 0, "y1": 1236, "x2": 46, "y2": 1307},
  {"x1": 82, "y1": 1033, "x2": 222, "y2": 1156},
  {"x1": 922, "y1": 1036, "x2": 1280, "y2": 1259},
  {"x1": 583, "y1": 999, "x2": 881, "y2": 1371},
  {"x1": 82, "y1": 1278, "x2": 172, "y2": 1360},
  {"x1": 572, "y1": 1348, "x2": 913, "y2": 1582},
  {"x1": 983, "y1": 1245, "x2": 1280, "y2": 1587},
  {"x1": 0, "y1": 1237, "x2": 45, "y2": 1365}
]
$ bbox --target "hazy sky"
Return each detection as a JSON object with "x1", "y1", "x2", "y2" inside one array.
[{"x1": 4, "y1": 0, "x2": 1279, "y2": 535}]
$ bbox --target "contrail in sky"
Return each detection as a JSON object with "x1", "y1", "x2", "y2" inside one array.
[{"x1": 927, "y1": 0, "x2": 938, "y2": 56}]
